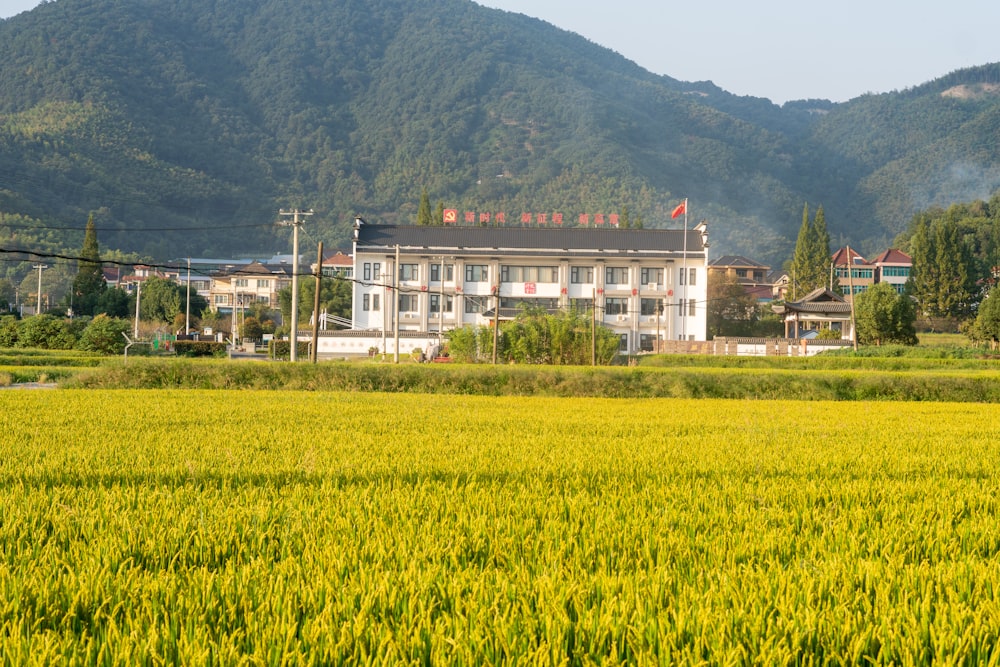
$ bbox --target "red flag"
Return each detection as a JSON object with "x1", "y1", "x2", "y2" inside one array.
[{"x1": 671, "y1": 201, "x2": 687, "y2": 219}]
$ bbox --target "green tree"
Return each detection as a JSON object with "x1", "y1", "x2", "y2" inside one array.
[
  {"x1": 810, "y1": 206, "x2": 835, "y2": 292},
  {"x1": 278, "y1": 276, "x2": 352, "y2": 326},
  {"x1": 434, "y1": 201, "x2": 445, "y2": 227},
  {"x1": 94, "y1": 287, "x2": 132, "y2": 319},
  {"x1": 71, "y1": 215, "x2": 106, "y2": 317},
  {"x1": 974, "y1": 286, "x2": 1000, "y2": 347},
  {"x1": 0, "y1": 279, "x2": 15, "y2": 313},
  {"x1": 706, "y1": 272, "x2": 758, "y2": 338},
  {"x1": 76, "y1": 314, "x2": 130, "y2": 354},
  {"x1": 909, "y1": 218, "x2": 975, "y2": 318},
  {"x1": 854, "y1": 283, "x2": 917, "y2": 346},
  {"x1": 239, "y1": 316, "x2": 264, "y2": 341},
  {"x1": 138, "y1": 276, "x2": 205, "y2": 324},
  {"x1": 0, "y1": 315, "x2": 19, "y2": 347},
  {"x1": 788, "y1": 204, "x2": 830, "y2": 300},
  {"x1": 416, "y1": 188, "x2": 433, "y2": 226},
  {"x1": 619, "y1": 206, "x2": 631, "y2": 230}
]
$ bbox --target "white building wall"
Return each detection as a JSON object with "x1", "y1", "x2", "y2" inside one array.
[{"x1": 352, "y1": 249, "x2": 708, "y2": 352}]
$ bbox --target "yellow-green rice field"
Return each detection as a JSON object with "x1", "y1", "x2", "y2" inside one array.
[{"x1": 1, "y1": 390, "x2": 998, "y2": 664}]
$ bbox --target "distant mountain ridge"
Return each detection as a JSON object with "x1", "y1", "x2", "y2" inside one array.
[{"x1": 1, "y1": 0, "x2": 999, "y2": 269}]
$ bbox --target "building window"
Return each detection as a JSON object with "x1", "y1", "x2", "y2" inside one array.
[
  {"x1": 605, "y1": 266, "x2": 629, "y2": 286},
  {"x1": 640, "y1": 268, "x2": 663, "y2": 286},
  {"x1": 679, "y1": 268, "x2": 696, "y2": 286},
  {"x1": 501, "y1": 266, "x2": 558, "y2": 283},
  {"x1": 735, "y1": 269, "x2": 748, "y2": 278},
  {"x1": 618, "y1": 334, "x2": 628, "y2": 352},
  {"x1": 882, "y1": 266, "x2": 910, "y2": 277},
  {"x1": 429, "y1": 294, "x2": 453, "y2": 313},
  {"x1": 678, "y1": 298, "x2": 696, "y2": 316},
  {"x1": 464, "y1": 296, "x2": 488, "y2": 313},
  {"x1": 465, "y1": 265, "x2": 489, "y2": 282},
  {"x1": 257, "y1": 279, "x2": 270, "y2": 288},
  {"x1": 640, "y1": 298, "x2": 662, "y2": 316},
  {"x1": 214, "y1": 294, "x2": 229, "y2": 305},
  {"x1": 363, "y1": 262, "x2": 382, "y2": 282},
  {"x1": 234, "y1": 278, "x2": 249, "y2": 288},
  {"x1": 840, "y1": 267, "x2": 874, "y2": 280},
  {"x1": 570, "y1": 266, "x2": 594, "y2": 284},
  {"x1": 399, "y1": 264, "x2": 419, "y2": 281},
  {"x1": 430, "y1": 264, "x2": 454, "y2": 282},
  {"x1": 639, "y1": 333, "x2": 658, "y2": 351},
  {"x1": 363, "y1": 294, "x2": 371, "y2": 311},
  {"x1": 398, "y1": 294, "x2": 418, "y2": 313},
  {"x1": 569, "y1": 298, "x2": 593, "y2": 312},
  {"x1": 605, "y1": 297, "x2": 628, "y2": 315}
]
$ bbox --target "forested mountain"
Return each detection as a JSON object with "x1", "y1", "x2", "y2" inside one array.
[{"x1": 1, "y1": 0, "x2": 999, "y2": 276}]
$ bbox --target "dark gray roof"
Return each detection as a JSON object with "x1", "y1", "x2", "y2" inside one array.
[
  {"x1": 354, "y1": 223, "x2": 706, "y2": 259},
  {"x1": 709, "y1": 255, "x2": 769, "y2": 268},
  {"x1": 775, "y1": 288, "x2": 852, "y2": 314}
]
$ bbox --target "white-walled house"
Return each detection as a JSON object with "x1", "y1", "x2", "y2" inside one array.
[{"x1": 350, "y1": 220, "x2": 709, "y2": 353}]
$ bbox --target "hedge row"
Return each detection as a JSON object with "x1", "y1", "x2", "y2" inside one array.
[{"x1": 62, "y1": 358, "x2": 1000, "y2": 402}]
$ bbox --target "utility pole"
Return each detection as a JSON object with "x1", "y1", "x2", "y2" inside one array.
[
  {"x1": 381, "y1": 270, "x2": 389, "y2": 360},
  {"x1": 311, "y1": 241, "x2": 323, "y2": 363},
  {"x1": 492, "y1": 283, "x2": 500, "y2": 365},
  {"x1": 185, "y1": 258, "x2": 191, "y2": 335},
  {"x1": 32, "y1": 264, "x2": 47, "y2": 314},
  {"x1": 438, "y1": 256, "x2": 446, "y2": 348},
  {"x1": 591, "y1": 287, "x2": 596, "y2": 366},
  {"x1": 279, "y1": 208, "x2": 313, "y2": 361},
  {"x1": 394, "y1": 244, "x2": 400, "y2": 363},
  {"x1": 847, "y1": 245, "x2": 858, "y2": 351},
  {"x1": 134, "y1": 280, "x2": 142, "y2": 339},
  {"x1": 680, "y1": 198, "x2": 689, "y2": 341}
]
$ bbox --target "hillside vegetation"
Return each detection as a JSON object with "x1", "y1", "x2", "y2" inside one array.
[{"x1": 1, "y1": 0, "x2": 999, "y2": 269}]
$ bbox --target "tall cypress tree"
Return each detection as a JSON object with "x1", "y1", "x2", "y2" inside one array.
[
  {"x1": 72, "y1": 214, "x2": 106, "y2": 316},
  {"x1": 789, "y1": 204, "x2": 814, "y2": 300},
  {"x1": 811, "y1": 206, "x2": 835, "y2": 292},
  {"x1": 416, "y1": 188, "x2": 432, "y2": 226},
  {"x1": 910, "y1": 218, "x2": 975, "y2": 318}
]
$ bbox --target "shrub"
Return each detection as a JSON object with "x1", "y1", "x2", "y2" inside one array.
[
  {"x1": 174, "y1": 340, "x2": 228, "y2": 357},
  {"x1": 0, "y1": 315, "x2": 19, "y2": 347},
  {"x1": 17, "y1": 315, "x2": 76, "y2": 349},
  {"x1": 76, "y1": 315, "x2": 131, "y2": 354}
]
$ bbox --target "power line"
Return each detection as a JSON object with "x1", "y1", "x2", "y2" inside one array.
[{"x1": 0, "y1": 220, "x2": 281, "y2": 233}]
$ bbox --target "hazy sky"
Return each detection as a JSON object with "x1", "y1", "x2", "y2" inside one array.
[
  {"x1": 3, "y1": 0, "x2": 999, "y2": 104},
  {"x1": 476, "y1": 0, "x2": 1000, "y2": 103}
]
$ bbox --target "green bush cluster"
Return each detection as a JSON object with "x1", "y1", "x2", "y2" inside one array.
[
  {"x1": 0, "y1": 314, "x2": 131, "y2": 354},
  {"x1": 267, "y1": 340, "x2": 310, "y2": 360},
  {"x1": 173, "y1": 340, "x2": 228, "y2": 358},
  {"x1": 447, "y1": 309, "x2": 619, "y2": 365}
]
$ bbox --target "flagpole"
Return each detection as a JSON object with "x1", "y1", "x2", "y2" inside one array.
[{"x1": 681, "y1": 197, "x2": 688, "y2": 341}]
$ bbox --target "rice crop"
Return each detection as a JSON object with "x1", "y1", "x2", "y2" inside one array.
[{"x1": 1, "y1": 390, "x2": 998, "y2": 664}]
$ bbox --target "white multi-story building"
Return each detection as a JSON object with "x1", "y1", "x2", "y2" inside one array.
[{"x1": 351, "y1": 219, "x2": 708, "y2": 353}]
